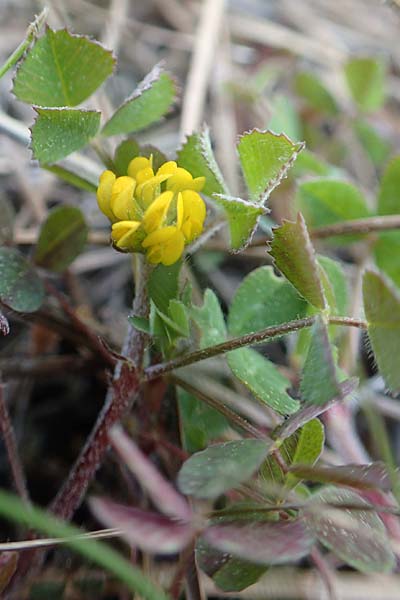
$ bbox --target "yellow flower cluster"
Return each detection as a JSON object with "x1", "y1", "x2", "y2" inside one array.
[{"x1": 96, "y1": 156, "x2": 206, "y2": 266}]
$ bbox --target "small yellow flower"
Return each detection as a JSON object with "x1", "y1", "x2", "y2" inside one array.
[{"x1": 96, "y1": 155, "x2": 207, "y2": 266}]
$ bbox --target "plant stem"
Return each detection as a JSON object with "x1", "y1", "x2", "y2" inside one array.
[
  {"x1": 145, "y1": 316, "x2": 366, "y2": 381},
  {"x1": 171, "y1": 375, "x2": 263, "y2": 438},
  {"x1": 49, "y1": 257, "x2": 150, "y2": 521},
  {"x1": 0, "y1": 8, "x2": 47, "y2": 80},
  {"x1": 311, "y1": 215, "x2": 400, "y2": 239},
  {"x1": 0, "y1": 384, "x2": 30, "y2": 503},
  {"x1": 249, "y1": 215, "x2": 400, "y2": 247}
]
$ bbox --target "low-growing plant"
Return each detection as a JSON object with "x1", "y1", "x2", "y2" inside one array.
[{"x1": 0, "y1": 9, "x2": 400, "y2": 599}]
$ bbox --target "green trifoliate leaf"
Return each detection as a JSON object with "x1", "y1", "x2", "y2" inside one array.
[
  {"x1": 295, "y1": 71, "x2": 338, "y2": 116},
  {"x1": 296, "y1": 179, "x2": 370, "y2": 243},
  {"x1": 300, "y1": 315, "x2": 342, "y2": 405},
  {"x1": 269, "y1": 213, "x2": 327, "y2": 310},
  {"x1": 263, "y1": 419, "x2": 324, "y2": 491},
  {"x1": 31, "y1": 108, "x2": 101, "y2": 164},
  {"x1": 13, "y1": 28, "x2": 115, "y2": 107},
  {"x1": 190, "y1": 289, "x2": 226, "y2": 348},
  {"x1": 237, "y1": 129, "x2": 304, "y2": 204},
  {"x1": 228, "y1": 266, "x2": 308, "y2": 337},
  {"x1": 177, "y1": 125, "x2": 228, "y2": 197},
  {"x1": 212, "y1": 195, "x2": 264, "y2": 251},
  {"x1": 228, "y1": 348, "x2": 299, "y2": 415},
  {"x1": 177, "y1": 439, "x2": 271, "y2": 499},
  {"x1": 344, "y1": 57, "x2": 386, "y2": 112},
  {"x1": 34, "y1": 205, "x2": 88, "y2": 272},
  {"x1": 101, "y1": 65, "x2": 176, "y2": 137},
  {"x1": 0, "y1": 248, "x2": 44, "y2": 313},
  {"x1": 363, "y1": 270, "x2": 400, "y2": 392}
]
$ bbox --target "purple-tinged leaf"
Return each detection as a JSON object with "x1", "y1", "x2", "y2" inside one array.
[
  {"x1": 196, "y1": 538, "x2": 267, "y2": 592},
  {"x1": 204, "y1": 518, "x2": 314, "y2": 566},
  {"x1": 177, "y1": 439, "x2": 271, "y2": 499},
  {"x1": 269, "y1": 213, "x2": 327, "y2": 309},
  {"x1": 289, "y1": 462, "x2": 391, "y2": 491},
  {"x1": 90, "y1": 498, "x2": 194, "y2": 555},
  {"x1": 0, "y1": 552, "x2": 17, "y2": 594},
  {"x1": 274, "y1": 378, "x2": 358, "y2": 441},
  {"x1": 303, "y1": 486, "x2": 395, "y2": 573},
  {"x1": 109, "y1": 425, "x2": 191, "y2": 520},
  {"x1": 363, "y1": 270, "x2": 400, "y2": 393}
]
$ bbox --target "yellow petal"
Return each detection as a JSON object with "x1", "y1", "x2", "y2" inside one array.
[
  {"x1": 97, "y1": 170, "x2": 116, "y2": 220},
  {"x1": 156, "y1": 161, "x2": 178, "y2": 176},
  {"x1": 192, "y1": 176, "x2": 206, "y2": 192},
  {"x1": 182, "y1": 219, "x2": 203, "y2": 242},
  {"x1": 145, "y1": 229, "x2": 185, "y2": 266},
  {"x1": 127, "y1": 156, "x2": 152, "y2": 178},
  {"x1": 110, "y1": 176, "x2": 136, "y2": 220},
  {"x1": 135, "y1": 167, "x2": 155, "y2": 185},
  {"x1": 159, "y1": 230, "x2": 185, "y2": 265},
  {"x1": 111, "y1": 220, "x2": 141, "y2": 249},
  {"x1": 142, "y1": 225, "x2": 178, "y2": 248},
  {"x1": 182, "y1": 190, "x2": 206, "y2": 223},
  {"x1": 142, "y1": 191, "x2": 173, "y2": 233},
  {"x1": 137, "y1": 174, "x2": 171, "y2": 208},
  {"x1": 166, "y1": 167, "x2": 193, "y2": 192},
  {"x1": 176, "y1": 192, "x2": 184, "y2": 230}
]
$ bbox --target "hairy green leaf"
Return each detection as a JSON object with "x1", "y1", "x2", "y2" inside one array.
[
  {"x1": 300, "y1": 316, "x2": 342, "y2": 404},
  {"x1": 237, "y1": 129, "x2": 304, "y2": 204},
  {"x1": 212, "y1": 195, "x2": 264, "y2": 251},
  {"x1": 228, "y1": 348, "x2": 299, "y2": 415},
  {"x1": 190, "y1": 289, "x2": 226, "y2": 348},
  {"x1": 177, "y1": 126, "x2": 228, "y2": 197},
  {"x1": 228, "y1": 266, "x2": 308, "y2": 336},
  {"x1": 177, "y1": 439, "x2": 271, "y2": 499},
  {"x1": 102, "y1": 66, "x2": 176, "y2": 136},
  {"x1": 31, "y1": 108, "x2": 100, "y2": 164},
  {"x1": 269, "y1": 213, "x2": 326, "y2": 309},
  {"x1": 295, "y1": 71, "x2": 338, "y2": 115},
  {"x1": 0, "y1": 248, "x2": 44, "y2": 313},
  {"x1": 13, "y1": 28, "x2": 115, "y2": 106},
  {"x1": 363, "y1": 270, "x2": 400, "y2": 392}
]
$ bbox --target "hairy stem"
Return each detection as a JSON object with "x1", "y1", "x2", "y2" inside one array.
[
  {"x1": 172, "y1": 374, "x2": 264, "y2": 438},
  {"x1": 50, "y1": 257, "x2": 150, "y2": 521},
  {"x1": 145, "y1": 316, "x2": 366, "y2": 381}
]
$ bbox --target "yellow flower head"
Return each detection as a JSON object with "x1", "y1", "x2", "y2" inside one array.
[{"x1": 96, "y1": 156, "x2": 206, "y2": 266}]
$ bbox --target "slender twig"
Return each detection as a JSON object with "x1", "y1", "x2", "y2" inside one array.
[
  {"x1": 145, "y1": 316, "x2": 366, "y2": 381},
  {"x1": 0, "y1": 8, "x2": 47, "y2": 79},
  {"x1": 249, "y1": 215, "x2": 400, "y2": 248},
  {"x1": 0, "y1": 384, "x2": 30, "y2": 503},
  {"x1": 311, "y1": 215, "x2": 400, "y2": 239},
  {"x1": 171, "y1": 375, "x2": 263, "y2": 439},
  {"x1": 49, "y1": 258, "x2": 150, "y2": 521}
]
